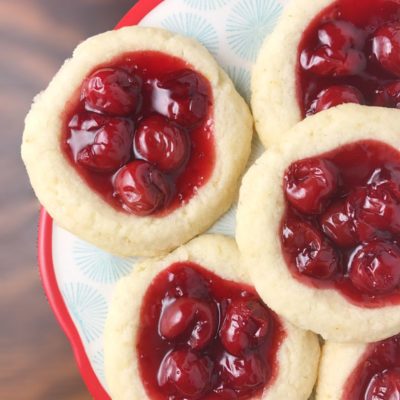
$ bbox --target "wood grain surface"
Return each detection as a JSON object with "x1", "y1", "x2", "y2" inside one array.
[{"x1": 0, "y1": 1, "x2": 137, "y2": 398}]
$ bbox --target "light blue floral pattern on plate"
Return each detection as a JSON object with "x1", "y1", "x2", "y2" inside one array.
[
  {"x1": 61, "y1": 283, "x2": 107, "y2": 343},
  {"x1": 227, "y1": 0, "x2": 283, "y2": 61},
  {"x1": 91, "y1": 351, "x2": 105, "y2": 382},
  {"x1": 183, "y1": 0, "x2": 229, "y2": 10},
  {"x1": 207, "y1": 206, "x2": 237, "y2": 236},
  {"x1": 161, "y1": 13, "x2": 219, "y2": 55},
  {"x1": 225, "y1": 66, "x2": 251, "y2": 102},
  {"x1": 73, "y1": 239, "x2": 135, "y2": 284}
]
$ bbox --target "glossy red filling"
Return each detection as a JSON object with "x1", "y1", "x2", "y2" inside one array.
[
  {"x1": 297, "y1": 0, "x2": 400, "y2": 116},
  {"x1": 136, "y1": 262, "x2": 285, "y2": 400},
  {"x1": 344, "y1": 334, "x2": 400, "y2": 400},
  {"x1": 62, "y1": 51, "x2": 215, "y2": 216},
  {"x1": 281, "y1": 140, "x2": 400, "y2": 307}
]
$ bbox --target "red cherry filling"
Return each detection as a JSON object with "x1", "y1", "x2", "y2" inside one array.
[
  {"x1": 344, "y1": 335, "x2": 400, "y2": 400},
  {"x1": 307, "y1": 85, "x2": 364, "y2": 115},
  {"x1": 298, "y1": 0, "x2": 400, "y2": 116},
  {"x1": 68, "y1": 112, "x2": 134, "y2": 172},
  {"x1": 219, "y1": 300, "x2": 270, "y2": 357},
  {"x1": 154, "y1": 69, "x2": 210, "y2": 127},
  {"x1": 373, "y1": 23, "x2": 400, "y2": 77},
  {"x1": 158, "y1": 350, "x2": 213, "y2": 399},
  {"x1": 318, "y1": 20, "x2": 365, "y2": 49},
  {"x1": 300, "y1": 21, "x2": 366, "y2": 77},
  {"x1": 374, "y1": 81, "x2": 400, "y2": 108},
  {"x1": 134, "y1": 115, "x2": 190, "y2": 172},
  {"x1": 281, "y1": 140, "x2": 400, "y2": 307},
  {"x1": 347, "y1": 184, "x2": 400, "y2": 241},
  {"x1": 82, "y1": 68, "x2": 142, "y2": 116},
  {"x1": 349, "y1": 241, "x2": 400, "y2": 295},
  {"x1": 62, "y1": 51, "x2": 214, "y2": 216},
  {"x1": 137, "y1": 263, "x2": 285, "y2": 400},
  {"x1": 282, "y1": 218, "x2": 339, "y2": 279},
  {"x1": 163, "y1": 266, "x2": 212, "y2": 299},
  {"x1": 320, "y1": 201, "x2": 357, "y2": 247},
  {"x1": 114, "y1": 160, "x2": 171, "y2": 216},
  {"x1": 365, "y1": 368, "x2": 400, "y2": 400},
  {"x1": 284, "y1": 158, "x2": 338, "y2": 214},
  {"x1": 217, "y1": 352, "x2": 267, "y2": 395},
  {"x1": 159, "y1": 298, "x2": 217, "y2": 350},
  {"x1": 207, "y1": 389, "x2": 237, "y2": 400}
]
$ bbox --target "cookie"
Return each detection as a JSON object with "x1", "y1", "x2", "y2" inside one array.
[
  {"x1": 317, "y1": 335, "x2": 400, "y2": 399},
  {"x1": 104, "y1": 235, "x2": 320, "y2": 400},
  {"x1": 252, "y1": 0, "x2": 400, "y2": 147},
  {"x1": 22, "y1": 26, "x2": 252, "y2": 257},
  {"x1": 237, "y1": 105, "x2": 400, "y2": 342}
]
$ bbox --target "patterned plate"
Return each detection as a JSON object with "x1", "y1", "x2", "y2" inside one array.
[{"x1": 39, "y1": 0, "x2": 288, "y2": 398}]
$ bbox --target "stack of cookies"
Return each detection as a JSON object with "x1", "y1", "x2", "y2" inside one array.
[{"x1": 22, "y1": 0, "x2": 400, "y2": 399}]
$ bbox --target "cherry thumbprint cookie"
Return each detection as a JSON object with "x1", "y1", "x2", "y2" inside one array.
[
  {"x1": 22, "y1": 27, "x2": 252, "y2": 257},
  {"x1": 237, "y1": 105, "x2": 400, "y2": 342},
  {"x1": 252, "y1": 0, "x2": 400, "y2": 147},
  {"x1": 317, "y1": 335, "x2": 400, "y2": 400},
  {"x1": 104, "y1": 235, "x2": 320, "y2": 400}
]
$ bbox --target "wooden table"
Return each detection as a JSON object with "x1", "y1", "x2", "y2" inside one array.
[{"x1": 1, "y1": 1, "x2": 137, "y2": 398}]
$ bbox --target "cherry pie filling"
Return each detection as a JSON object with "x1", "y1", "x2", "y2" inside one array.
[
  {"x1": 137, "y1": 263, "x2": 285, "y2": 400},
  {"x1": 297, "y1": 0, "x2": 400, "y2": 116},
  {"x1": 281, "y1": 140, "x2": 400, "y2": 307},
  {"x1": 344, "y1": 334, "x2": 400, "y2": 400},
  {"x1": 62, "y1": 51, "x2": 215, "y2": 216}
]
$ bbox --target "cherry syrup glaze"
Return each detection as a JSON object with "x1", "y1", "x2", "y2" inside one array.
[
  {"x1": 344, "y1": 334, "x2": 400, "y2": 400},
  {"x1": 297, "y1": 0, "x2": 400, "y2": 116},
  {"x1": 137, "y1": 263, "x2": 285, "y2": 400},
  {"x1": 62, "y1": 51, "x2": 214, "y2": 216},
  {"x1": 281, "y1": 140, "x2": 400, "y2": 307}
]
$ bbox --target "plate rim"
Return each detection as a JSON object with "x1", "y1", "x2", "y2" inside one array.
[
  {"x1": 39, "y1": 209, "x2": 111, "y2": 399},
  {"x1": 38, "y1": 1, "x2": 164, "y2": 398}
]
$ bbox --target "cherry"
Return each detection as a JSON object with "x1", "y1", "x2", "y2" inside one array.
[
  {"x1": 374, "y1": 81, "x2": 400, "y2": 108},
  {"x1": 217, "y1": 352, "x2": 267, "y2": 395},
  {"x1": 134, "y1": 114, "x2": 190, "y2": 172},
  {"x1": 300, "y1": 21, "x2": 366, "y2": 76},
  {"x1": 82, "y1": 68, "x2": 142, "y2": 116},
  {"x1": 320, "y1": 201, "x2": 357, "y2": 247},
  {"x1": 154, "y1": 69, "x2": 209, "y2": 126},
  {"x1": 347, "y1": 184, "x2": 400, "y2": 241},
  {"x1": 368, "y1": 167, "x2": 400, "y2": 199},
  {"x1": 68, "y1": 111, "x2": 105, "y2": 154},
  {"x1": 365, "y1": 368, "x2": 400, "y2": 400},
  {"x1": 349, "y1": 241, "x2": 400, "y2": 295},
  {"x1": 113, "y1": 160, "x2": 172, "y2": 215},
  {"x1": 284, "y1": 158, "x2": 338, "y2": 214},
  {"x1": 318, "y1": 20, "x2": 365, "y2": 50},
  {"x1": 308, "y1": 85, "x2": 364, "y2": 115},
  {"x1": 68, "y1": 112, "x2": 134, "y2": 172},
  {"x1": 164, "y1": 266, "x2": 211, "y2": 300},
  {"x1": 301, "y1": 47, "x2": 365, "y2": 76},
  {"x1": 282, "y1": 218, "x2": 339, "y2": 279},
  {"x1": 219, "y1": 299, "x2": 270, "y2": 357},
  {"x1": 372, "y1": 24, "x2": 400, "y2": 77},
  {"x1": 159, "y1": 297, "x2": 217, "y2": 350},
  {"x1": 158, "y1": 349, "x2": 213, "y2": 399},
  {"x1": 68, "y1": 110, "x2": 107, "y2": 131}
]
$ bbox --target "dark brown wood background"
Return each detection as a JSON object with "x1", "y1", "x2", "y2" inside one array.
[{"x1": 1, "y1": 1, "x2": 138, "y2": 398}]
